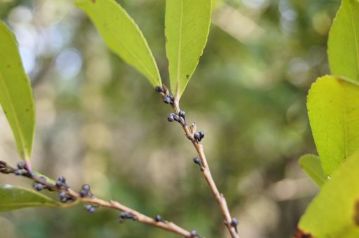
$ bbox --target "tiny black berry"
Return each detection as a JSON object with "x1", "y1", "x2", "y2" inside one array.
[
  {"x1": 33, "y1": 183, "x2": 44, "y2": 191},
  {"x1": 190, "y1": 230, "x2": 199, "y2": 238},
  {"x1": 14, "y1": 169, "x2": 24, "y2": 176},
  {"x1": 178, "y1": 110, "x2": 186, "y2": 119},
  {"x1": 194, "y1": 131, "x2": 205, "y2": 142},
  {"x1": 59, "y1": 191, "x2": 69, "y2": 203},
  {"x1": 193, "y1": 157, "x2": 201, "y2": 166},
  {"x1": 168, "y1": 113, "x2": 175, "y2": 122},
  {"x1": 85, "y1": 204, "x2": 96, "y2": 213},
  {"x1": 163, "y1": 95, "x2": 172, "y2": 104},
  {"x1": 154, "y1": 215, "x2": 162, "y2": 222},
  {"x1": 17, "y1": 161, "x2": 25, "y2": 169},
  {"x1": 80, "y1": 184, "x2": 91, "y2": 197},
  {"x1": 155, "y1": 86, "x2": 163, "y2": 93},
  {"x1": 56, "y1": 176, "x2": 67, "y2": 188}
]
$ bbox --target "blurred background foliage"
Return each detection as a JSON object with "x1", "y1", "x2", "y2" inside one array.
[{"x1": 0, "y1": 0, "x2": 339, "y2": 237}]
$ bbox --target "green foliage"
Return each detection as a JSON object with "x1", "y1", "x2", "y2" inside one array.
[
  {"x1": 0, "y1": 22, "x2": 35, "y2": 161},
  {"x1": 165, "y1": 0, "x2": 212, "y2": 99},
  {"x1": 298, "y1": 151, "x2": 359, "y2": 238},
  {"x1": 0, "y1": 184, "x2": 59, "y2": 211},
  {"x1": 76, "y1": 0, "x2": 162, "y2": 87},
  {"x1": 299, "y1": 154, "x2": 326, "y2": 187},
  {"x1": 328, "y1": 0, "x2": 359, "y2": 81},
  {"x1": 306, "y1": 75, "x2": 359, "y2": 175}
]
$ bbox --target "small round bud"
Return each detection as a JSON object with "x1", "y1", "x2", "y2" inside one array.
[
  {"x1": 154, "y1": 215, "x2": 162, "y2": 222},
  {"x1": 82, "y1": 184, "x2": 90, "y2": 191},
  {"x1": 178, "y1": 110, "x2": 185, "y2": 119},
  {"x1": 85, "y1": 204, "x2": 96, "y2": 213},
  {"x1": 17, "y1": 161, "x2": 25, "y2": 169},
  {"x1": 56, "y1": 176, "x2": 66, "y2": 188},
  {"x1": 167, "y1": 113, "x2": 175, "y2": 122},
  {"x1": 193, "y1": 157, "x2": 201, "y2": 166},
  {"x1": 190, "y1": 230, "x2": 199, "y2": 237},
  {"x1": 194, "y1": 131, "x2": 205, "y2": 142},
  {"x1": 33, "y1": 183, "x2": 44, "y2": 191},
  {"x1": 155, "y1": 86, "x2": 163, "y2": 93},
  {"x1": 14, "y1": 169, "x2": 24, "y2": 176},
  {"x1": 163, "y1": 95, "x2": 172, "y2": 104},
  {"x1": 59, "y1": 191, "x2": 69, "y2": 203}
]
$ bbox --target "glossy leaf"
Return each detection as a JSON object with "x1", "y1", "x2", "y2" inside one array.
[
  {"x1": 307, "y1": 75, "x2": 359, "y2": 176},
  {"x1": 0, "y1": 22, "x2": 35, "y2": 161},
  {"x1": 76, "y1": 0, "x2": 161, "y2": 87},
  {"x1": 328, "y1": 0, "x2": 359, "y2": 81},
  {"x1": 298, "y1": 151, "x2": 359, "y2": 238},
  {"x1": 165, "y1": 0, "x2": 212, "y2": 99},
  {"x1": 299, "y1": 154, "x2": 326, "y2": 187},
  {"x1": 0, "y1": 184, "x2": 59, "y2": 211}
]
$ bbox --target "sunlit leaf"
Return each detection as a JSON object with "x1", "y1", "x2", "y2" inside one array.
[
  {"x1": 299, "y1": 154, "x2": 326, "y2": 187},
  {"x1": 0, "y1": 22, "x2": 35, "y2": 161},
  {"x1": 298, "y1": 151, "x2": 359, "y2": 238},
  {"x1": 0, "y1": 184, "x2": 59, "y2": 211},
  {"x1": 307, "y1": 75, "x2": 359, "y2": 176},
  {"x1": 76, "y1": 0, "x2": 161, "y2": 87},
  {"x1": 328, "y1": 0, "x2": 359, "y2": 81},
  {"x1": 165, "y1": 0, "x2": 212, "y2": 99}
]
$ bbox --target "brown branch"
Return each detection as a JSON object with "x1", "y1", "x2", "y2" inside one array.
[
  {"x1": 157, "y1": 86, "x2": 239, "y2": 238},
  {"x1": 0, "y1": 160, "x2": 194, "y2": 238}
]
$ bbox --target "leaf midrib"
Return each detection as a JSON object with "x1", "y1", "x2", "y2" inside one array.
[{"x1": 175, "y1": 0, "x2": 184, "y2": 97}]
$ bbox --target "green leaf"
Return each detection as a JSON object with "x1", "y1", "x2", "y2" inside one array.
[
  {"x1": 307, "y1": 75, "x2": 359, "y2": 176},
  {"x1": 298, "y1": 151, "x2": 359, "y2": 238},
  {"x1": 0, "y1": 22, "x2": 35, "y2": 161},
  {"x1": 165, "y1": 0, "x2": 212, "y2": 99},
  {"x1": 76, "y1": 0, "x2": 161, "y2": 87},
  {"x1": 0, "y1": 184, "x2": 59, "y2": 211},
  {"x1": 328, "y1": 0, "x2": 359, "y2": 81},
  {"x1": 299, "y1": 154, "x2": 326, "y2": 187}
]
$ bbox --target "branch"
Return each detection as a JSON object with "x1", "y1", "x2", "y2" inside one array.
[
  {"x1": 156, "y1": 86, "x2": 240, "y2": 238},
  {"x1": 0, "y1": 160, "x2": 197, "y2": 238}
]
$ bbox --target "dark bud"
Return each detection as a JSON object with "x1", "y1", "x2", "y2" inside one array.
[
  {"x1": 230, "y1": 218, "x2": 239, "y2": 232},
  {"x1": 190, "y1": 230, "x2": 199, "y2": 238},
  {"x1": 178, "y1": 110, "x2": 186, "y2": 119},
  {"x1": 14, "y1": 169, "x2": 25, "y2": 176},
  {"x1": 193, "y1": 157, "x2": 201, "y2": 166},
  {"x1": 85, "y1": 204, "x2": 96, "y2": 213},
  {"x1": 163, "y1": 95, "x2": 173, "y2": 104},
  {"x1": 56, "y1": 176, "x2": 67, "y2": 188},
  {"x1": 155, "y1": 86, "x2": 163, "y2": 93},
  {"x1": 33, "y1": 183, "x2": 45, "y2": 191},
  {"x1": 17, "y1": 161, "x2": 26, "y2": 169},
  {"x1": 167, "y1": 113, "x2": 175, "y2": 122},
  {"x1": 194, "y1": 131, "x2": 204, "y2": 142},
  {"x1": 80, "y1": 184, "x2": 91, "y2": 198},
  {"x1": 154, "y1": 215, "x2": 162, "y2": 222},
  {"x1": 119, "y1": 212, "x2": 136, "y2": 221},
  {"x1": 59, "y1": 191, "x2": 69, "y2": 203}
]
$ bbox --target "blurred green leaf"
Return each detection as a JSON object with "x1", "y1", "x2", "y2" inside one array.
[
  {"x1": 76, "y1": 0, "x2": 161, "y2": 87},
  {"x1": 165, "y1": 0, "x2": 212, "y2": 99},
  {"x1": 299, "y1": 154, "x2": 326, "y2": 187},
  {"x1": 0, "y1": 184, "x2": 59, "y2": 211},
  {"x1": 298, "y1": 150, "x2": 359, "y2": 238},
  {"x1": 0, "y1": 21, "x2": 35, "y2": 161},
  {"x1": 328, "y1": 0, "x2": 359, "y2": 81},
  {"x1": 307, "y1": 75, "x2": 359, "y2": 176}
]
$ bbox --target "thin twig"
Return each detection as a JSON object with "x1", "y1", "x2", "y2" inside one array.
[
  {"x1": 0, "y1": 160, "x2": 194, "y2": 238},
  {"x1": 157, "y1": 86, "x2": 239, "y2": 238}
]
